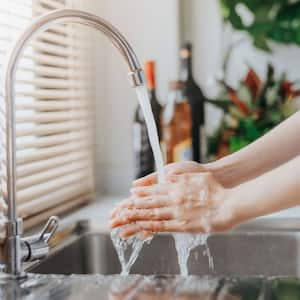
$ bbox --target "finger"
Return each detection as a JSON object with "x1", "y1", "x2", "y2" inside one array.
[
  {"x1": 120, "y1": 220, "x2": 182, "y2": 238},
  {"x1": 110, "y1": 205, "x2": 122, "y2": 218},
  {"x1": 132, "y1": 162, "x2": 202, "y2": 187},
  {"x1": 168, "y1": 173, "x2": 190, "y2": 183},
  {"x1": 140, "y1": 230, "x2": 153, "y2": 240},
  {"x1": 130, "y1": 184, "x2": 169, "y2": 197},
  {"x1": 168, "y1": 173, "x2": 212, "y2": 189},
  {"x1": 110, "y1": 199, "x2": 130, "y2": 218},
  {"x1": 131, "y1": 164, "x2": 181, "y2": 187},
  {"x1": 110, "y1": 207, "x2": 175, "y2": 228},
  {"x1": 165, "y1": 162, "x2": 201, "y2": 175},
  {"x1": 132, "y1": 172, "x2": 158, "y2": 187},
  {"x1": 110, "y1": 197, "x2": 134, "y2": 218},
  {"x1": 110, "y1": 195, "x2": 175, "y2": 219},
  {"x1": 168, "y1": 172, "x2": 203, "y2": 183},
  {"x1": 118, "y1": 196, "x2": 174, "y2": 210}
]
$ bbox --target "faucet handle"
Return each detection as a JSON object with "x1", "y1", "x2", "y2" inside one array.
[
  {"x1": 39, "y1": 216, "x2": 59, "y2": 243},
  {"x1": 21, "y1": 216, "x2": 59, "y2": 262}
]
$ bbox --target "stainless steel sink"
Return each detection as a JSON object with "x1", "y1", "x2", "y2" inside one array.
[{"x1": 28, "y1": 218, "x2": 300, "y2": 276}]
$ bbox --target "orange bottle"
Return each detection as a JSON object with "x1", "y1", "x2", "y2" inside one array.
[{"x1": 161, "y1": 81, "x2": 193, "y2": 163}]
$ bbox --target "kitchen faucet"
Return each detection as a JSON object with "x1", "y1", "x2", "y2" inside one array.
[{"x1": 2, "y1": 9, "x2": 145, "y2": 278}]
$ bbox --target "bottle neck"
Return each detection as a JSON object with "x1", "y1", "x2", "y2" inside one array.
[
  {"x1": 180, "y1": 56, "x2": 194, "y2": 82},
  {"x1": 148, "y1": 88, "x2": 158, "y2": 102},
  {"x1": 145, "y1": 61, "x2": 156, "y2": 92},
  {"x1": 149, "y1": 88, "x2": 156, "y2": 97}
]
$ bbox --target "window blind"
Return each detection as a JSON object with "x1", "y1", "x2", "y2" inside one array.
[{"x1": 0, "y1": 0, "x2": 95, "y2": 231}]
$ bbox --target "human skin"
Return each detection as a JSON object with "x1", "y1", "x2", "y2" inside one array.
[{"x1": 110, "y1": 112, "x2": 300, "y2": 237}]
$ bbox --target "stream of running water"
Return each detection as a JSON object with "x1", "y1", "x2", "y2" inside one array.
[{"x1": 111, "y1": 85, "x2": 213, "y2": 275}]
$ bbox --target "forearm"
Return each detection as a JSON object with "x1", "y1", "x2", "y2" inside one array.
[
  {"x1": 207, "y1": 111, "x2": 300, "y2": 187},
  {"x1": 229, "y1": 154, "x2": 300, "y2": 224}
]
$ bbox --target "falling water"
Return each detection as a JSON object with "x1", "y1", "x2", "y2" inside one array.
[
  {"x1": 134, "y1": 85, "x2": 166, "y2": 183},
  {"x1": 111, "y1": 228, "x2": 151, "y2": 275},
  {"x1": 173, "y1": 233, "x2": 213, "y2": 276},
  {"x1": 111, "y1": 85, "x2": 165, "y2": 275},
  {"x1": 173, "y1": 185, "x2": 214, "y2": 275},
  {"x1": 111, "y1": 85, "x2": 213, "y2": 275}
]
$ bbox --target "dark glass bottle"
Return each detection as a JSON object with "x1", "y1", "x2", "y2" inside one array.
[
  {"x1": 180, "y1": 42, "x2": 207, "y2": 162},
  {"x1": 133, "y1": 61, "x2": 162, "y2": 178}
]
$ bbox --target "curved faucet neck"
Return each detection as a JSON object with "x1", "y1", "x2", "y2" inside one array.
[{"x1": 3, "y1": 8, "x2": 145, "y2": 276}]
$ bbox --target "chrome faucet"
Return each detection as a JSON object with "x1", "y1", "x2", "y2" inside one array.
[{"x1": 2, "y1": 9, "x2": 145, "y2": 278}]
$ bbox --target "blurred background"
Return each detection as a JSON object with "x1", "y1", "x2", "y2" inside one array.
[
  {"x1": 94, "y1": 0, "x2": 300, "y2": 195},
  {"x1": 0, "y1": 0, "x2": 300, "y2": 229}
]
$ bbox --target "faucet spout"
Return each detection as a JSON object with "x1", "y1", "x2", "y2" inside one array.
[{"x1": 3, "y1": 9, "x2": 145, "y2": 277}]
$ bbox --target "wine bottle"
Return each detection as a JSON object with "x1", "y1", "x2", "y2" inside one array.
[
  {"x1": 133, "y1": 61, "x2": 162, "y2": 178},
  {"x1": 161, "y1": 81, "x2": 193, "y2": 163},
  {"x1": 180, "y1": 42, "x2": 207, "y2": 162}
]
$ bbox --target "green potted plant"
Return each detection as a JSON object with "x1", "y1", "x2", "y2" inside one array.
[
  {"x1": 221, "y1": 0, "x2": 300, "y2": 51},
  {"x1": 208, "y1": 64, "x2": 300, "y2": 159}
]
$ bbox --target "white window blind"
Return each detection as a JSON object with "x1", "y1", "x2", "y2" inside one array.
[{"x1": 0, "y1": 0, "x2": 95, "y2": 231}]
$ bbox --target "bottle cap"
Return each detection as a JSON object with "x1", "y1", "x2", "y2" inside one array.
[
  {"x1": 169, "y1": 80, "x2": 184, "y2": 90},
  {"x1": 145, "y1": 60, "x2": 156, "y2": 90}
]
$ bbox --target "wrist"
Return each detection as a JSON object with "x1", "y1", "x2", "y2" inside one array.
[
  {"x1": 224, "y1": 187, "x2": 243, "y2": 228},
  {"x1": 208, "y1": 185, "x2": 237, "y2": 232},
  {"x1": 206, "y1": 158, "x2": 240, "y2": 188},
  {"x1": 213, "y1": 186, "x2": 246, "y2": 231},
  {"x1": 225, "y1": 184, "x2": 257, "y2": 228}
]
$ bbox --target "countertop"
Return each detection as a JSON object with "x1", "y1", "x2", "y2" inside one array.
[
  {"x1": 1, "y1": 273, "x2": 300, "y2": 299},
  {"x1": 2, "y1": 196, "x2": 300, "y2": 299},
  {"x1": 26, "y1": 196, "x2": 121, "y2": 236},
  {"x1": 56, "y1": 196, "x2": 120, "y2": 231}
]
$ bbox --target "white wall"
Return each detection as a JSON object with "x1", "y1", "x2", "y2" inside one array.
[
  {"x1": 93, "y1": 0, "x2": 180, "y2": 195},
  {"x1": 180, "y1": 0, "x2": 223, "y2": 91},
  {"x1": 179, "y1": 0, "x2": 223, "y2": 134}
]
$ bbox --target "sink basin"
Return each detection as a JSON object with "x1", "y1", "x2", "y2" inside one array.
[{"x1": 29, "y1": 219, "x2": 300, "y2": 276}]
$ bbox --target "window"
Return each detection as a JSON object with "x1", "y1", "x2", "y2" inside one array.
[{"x1": 0, "y1": 0, "x2": 95, "y2": 232}]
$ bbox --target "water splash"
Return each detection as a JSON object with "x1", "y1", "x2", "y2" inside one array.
[
  {"x1": 204, "y1": 241, "x2": 214, "y2": 270},
  {"x1": 173, "y1": 233, "x2": 213, "y2": 276},
  {"x1": 111, "y1": 228, "x2": 151, "y2": 275}
]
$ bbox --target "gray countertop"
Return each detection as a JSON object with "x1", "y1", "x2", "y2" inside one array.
[
  {"x1": 0, "y1": 273, "x2": 226, "y2": 299},
  {"x1": 26, "y1": 196, "x2": 121, "y2": 236},
  {"x1": 0, "y1": 273, "x2": 299, "y2": 299},
  {"x1": 2, "y1": 196, "x2": 300, "y2": 299}
]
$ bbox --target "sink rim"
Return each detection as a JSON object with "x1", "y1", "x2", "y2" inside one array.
[
  {"x1": 27, "y1": 217, "x2": 300, "y2": 261},
  {"x1": 26, "y1": 220, "x2": 300, "y2": 276},
  {"x1": 26, "y1": 217, "x2": 300, "y2": 274}
]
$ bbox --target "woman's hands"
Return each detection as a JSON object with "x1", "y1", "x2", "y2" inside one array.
[
  {"x1": 110, "y1": 171, "x2": 237, "y2": 238},
  {"x1": 113, "y1": 154, "x2": 300, "y2": 239}
]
